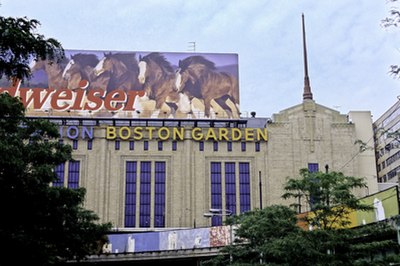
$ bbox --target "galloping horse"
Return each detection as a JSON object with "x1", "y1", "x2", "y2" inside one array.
[
  {"x1": 30, "y1": 58, "x2": 69, "y2": 89},
  {"x1": 138, "y1": 52, "x2": 182, "y2": 117},
  {"x1": 175, "y1": 56, "x2": 240, "y2": 118},
  {"x1": 93, "y1": 52, "x2": 142, "y2": 92},
  {"x1": 62, "y1": 53, "x2": 100, "y2": 90}
]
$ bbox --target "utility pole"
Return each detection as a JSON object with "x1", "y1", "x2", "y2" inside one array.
[{"x1": 259, "y1": 171, "x2": 262, "y2": 209}]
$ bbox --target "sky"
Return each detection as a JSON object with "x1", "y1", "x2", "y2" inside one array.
[{"x1": 1, "y1": 0, "x2": 400, "y2": 121}]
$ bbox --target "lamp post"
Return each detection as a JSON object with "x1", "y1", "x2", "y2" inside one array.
[{"x1": 204, "y1": 208, "x2": 233, "y2": 264}]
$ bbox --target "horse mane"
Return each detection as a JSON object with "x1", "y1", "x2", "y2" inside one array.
[
  {"x1": 142, "y1": 52, "x2": 174, "y2": 74},
  {"x1": 71, "y1": 53, "x2": 99, "y2": 67},
  {"x1": 179, "y1": 56, "x2": 216, "y2": 71},
  {"x1": 105, "y1": 52, "x2": 138, "y2": 72},
  {"x1": 32, "y1": 57, "x2": 70, "y2": 71},
  {"x1": 57, "y1": 56, "x2": 70, "y2": 69}
]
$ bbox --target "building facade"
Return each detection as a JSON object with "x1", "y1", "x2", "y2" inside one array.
[
  {"x1": 0, "y1": 16, "x2": 379, "y2": 231},
  {"x1": 374, "y1": 98, "x2": 400, "y2": 186},
  {"x1": 48, "y1": 96, "x2": 378, "y2": 230}
]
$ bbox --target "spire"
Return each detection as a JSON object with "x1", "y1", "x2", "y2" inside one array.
[{"x1": 302, "y1": 13, "x2": 313, "y2": 100}]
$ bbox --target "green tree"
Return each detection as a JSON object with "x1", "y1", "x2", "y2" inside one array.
[
  {"x1": 0, "y1": 15, "x2": 64, "y2": 83},
  {"x1": 203, "y1": 205, "x2": 319, "y2": 266},
  {"x1": 282, "y1": 169, "x2": 372, "y2": 230},
  {"x1": 0, "y1": 91, "x2": 111, "y2": 265},
  {"x1": 203, "y1": 169, "x2": 400, "y2": 265}
]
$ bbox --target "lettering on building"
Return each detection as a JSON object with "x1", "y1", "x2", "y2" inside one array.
[{"x1": 105, "y1": 126, "x2": 267, "y2": 142}]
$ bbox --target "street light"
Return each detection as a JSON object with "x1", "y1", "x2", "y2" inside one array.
[{"x1": 203, "y1": 208, "x2": 233, "y2": 264}]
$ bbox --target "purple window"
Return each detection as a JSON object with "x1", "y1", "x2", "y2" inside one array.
[
  {"x1": 140, "y1": 161, "x2": 151, "y2": 227},
  {"x1": 308, "y1": 163, "x2": 319, "y2": 173},
  {"x1": 87, "y1": 139, "x2": 92, "y2": 150},
  {"x1": 154, "y1": 162, "x2": 166, "y2": 227},
  {"x1": 158, "y1": 141, "x2": 163, "y2": 151},
  {"x1": 125, "y1": 161, "x2": 137, "y2": 227},
  {"x1": 53, "y1": 163, "x2": 65, "y2": 187},
  {"x1": 72, "y1": 140, "x2": 78, "y2": 150},
  {"x1": 227, "y1": 141, "x2": 232, "y2": 152},
  {"x1": 213, "y1": 141, "x2": 218, "y2": 151},
  {"x1": 210, "y1": 162, "x2": 222, "y2": 226},
  {"x1": 67, "y1": 161, "x2": 80, "y2": 189},
  {"x1": 199, "y1": 141, "x2": 204, "y2": 151},
  {"x1": 241, "y1": 142, "x2": 246, "y2": 152},
  {"x1": 172, "y1": 141, "x2": 177, "y2": 151},
  {"x1": 129, "y1": 141, "x2": 135, "y2": 151},
  {"x1": 308, "y1": 163, "x2": 319, "y2": 209},
  {"x1": 225, "y1": 162, "x2": 236, "y2": 215},
  {"x1": 144, "y1": 141, "x2": 149, "y2": 151},
  {"x1": 239, "y1": 162, "x2": 251, "y2": 213},
  {"x1": 255, "y1": 142, "x2": 260, "y2": 152}
]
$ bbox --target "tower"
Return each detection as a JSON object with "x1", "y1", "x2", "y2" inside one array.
[{"x1": 302, "y1": 13, "x2": 313, "y2": 101}]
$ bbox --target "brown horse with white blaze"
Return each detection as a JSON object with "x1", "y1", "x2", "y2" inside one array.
[
  {"x1": 93, "y1": 52, "x2": 142, "y2": 93},
  {"x1": 175, "y1": 56, "x2": 240, "y2": 118},
  {"x1": 62, "y1": 53, "x2": 100, "y2": 90},
  {"x1": 138, "y1": 52, "x2": 182, "y2": 117}
]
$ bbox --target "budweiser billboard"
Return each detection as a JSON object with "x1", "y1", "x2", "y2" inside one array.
[{"x1": 0, "y1": 50, "x2": 240, "y2": 119}]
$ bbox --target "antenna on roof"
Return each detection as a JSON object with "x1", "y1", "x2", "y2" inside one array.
[
  {"x1": 302, "y1": 13, "x2": 313, "y2": 101},
  {"x1": 188, "y1": 42, "x2": 196, "y2": 52}
]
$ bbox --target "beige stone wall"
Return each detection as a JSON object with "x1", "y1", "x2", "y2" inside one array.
[
  {"x1": 268, "y1": 101, "x2": 376, "y2": 210},
  {"x1": 63, "y1": 126, "x2": 267, "y2": 228},
  {"x1": 60, "y1": 100, "x2": 377, "y2": 228}
]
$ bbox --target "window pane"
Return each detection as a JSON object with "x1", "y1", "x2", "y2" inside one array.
[
  {"x1": 87, "y1": 140, "x2": 93, "y2": 150},
  {"x1": 241, "y1": 142, "x2": 246, "y2": 152},
  {"x1": 154, "y1": 162, "x2": 166, "y2": 227},
  {"x1": 140, "y1": 161, "x2": 151, "y2": 227},
  {"x1": 213, "y1": 141, "x2": 218, "y2": 151},
  {"x1": 129, "y1": 141, "x2": 135, "y2": 151},
  {"x1": 239, "y1": 162, "x2": 250, "y2": 213},
  {"x1": 225, "y1": 162, "x2": 236, "y2": 215},
  {"x1": 227, "y1": 142, "x2": 232, "y2": 152},
  {"x1": 67, "y1": 161, "x2": 80, "y2": 189},
  {"x1": 210, "y1": 162, "x2": 222, "y2": 226},
  {"x1": 73, "y1": 140, "x2": 78, "y2": 150},
  {"x1": 172, "y1": 141, "x2": 177, "y2": 151},
  {"x1": 53, "y1": 163, "x2": 65, "y2": 187},
  {"x1": 125, "y1": 161, "x2": 137, "y2": 227},
  {"x1": 255, "y1": 142, "x2": 260, "y2": 152}
]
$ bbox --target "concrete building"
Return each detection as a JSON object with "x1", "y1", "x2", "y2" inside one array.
[
  {"x1": 0, "y1": 16, "x2": 378, "y2": 234},
  {"x1": 373, "y1": 97, "x2": 400, "y2": 188},
  {"x1": 47, "y1": 92, "x2": 378, "y2": 231},
  {"x1": 42, "y1": 15, "x2": 379, "y2": 231}
]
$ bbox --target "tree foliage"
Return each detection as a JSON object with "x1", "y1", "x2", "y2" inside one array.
[
  {"x1": 282, "y1": 169, "x2": 373, "y2": 229},
  {"x1": 0, "y1": 16, "x2": 64, "y2": 83},
  {"x1": 204, "y1": 169, "x2": 400, "y2": 265},
  {"x1": 0, "y1": 14, "x2": 111, "y2": 265},
  {"x1": 204, "y1": 205, "x2": 319, "y2": 266},
  {"x1": 0, "y1": 90, "x2": 111, "y2": 265},
  {"x1": 382, "y1": 0, "x2": 400, "y2": 78}
]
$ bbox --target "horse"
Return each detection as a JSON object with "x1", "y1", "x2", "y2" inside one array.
[
  {"x1": 30, "y1": 57, "x2": 69, "y2": 89},
  {"x1": 175, "y1": 55, "x2": 240, "y2": 118},
  {"x1": 137, "y1": 52, "x2": 185, "y2": 117},
  {"x1": 93, "y1": 52, "x2": 142, "y2": 93},
  {"x1": 62, "y1": 53, "x2": 101, "y2": 90}
]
